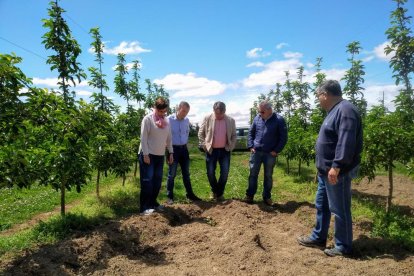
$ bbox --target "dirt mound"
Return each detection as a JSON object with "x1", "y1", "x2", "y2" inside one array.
[
  {"x1": 353, "y1": 175, "x2": 414, "y2": 211},
  {"x1": 2, "y1": 200, "x2": 413, "y2": 275}
]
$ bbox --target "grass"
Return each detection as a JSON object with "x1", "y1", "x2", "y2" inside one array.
[
  {"x1": 1, "y1": 136, "x2": 413, "y2": 260},
  {"x1": 0, "y1": 177, "x2": 138, "y2": 258},
  {"x1": 0, "y1": 173, "x2": 118, "y2": 231}
]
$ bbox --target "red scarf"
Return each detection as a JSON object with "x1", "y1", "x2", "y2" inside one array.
[{"x1": 153, "y1": 111, "x2": 168, "y2": 128}]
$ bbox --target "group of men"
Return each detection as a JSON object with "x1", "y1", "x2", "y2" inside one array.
[
  {"x1": 167, "y1": 99, "x2": 288, "y2": 207},
  {"x1": 142, "y1": 80, "x2": 363, "y2": 258}
]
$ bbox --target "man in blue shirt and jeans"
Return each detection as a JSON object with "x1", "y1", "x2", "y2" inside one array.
[
  {"x1": 297, "y1": 80, "x2": 363, "y2": 257},
  {"x1": 166, "y1": 101, "x2": 201, "y2": 204},
  {"x1": 245, "y1": 101, "x2": 287, "y2": 206}
]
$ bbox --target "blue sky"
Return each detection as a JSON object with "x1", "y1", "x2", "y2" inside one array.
[{"x1": 1, "y1": 0, "x2": 413, "y2": 125}]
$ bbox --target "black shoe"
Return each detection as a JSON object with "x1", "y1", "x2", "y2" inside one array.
[
  {"x1": 297, "y1": 236, "x2": 326, "y2": 249},
  {"x1": 243, "y1": 195, "x2": 254, "y2": 204},
  {"x1": 155, "y1": 204, "x2": 165, "y2": 212},
  {"x1": 324, "y1": 247, "x2": 350, "y2": 257},
  {"x1": 187, "y1": 194, "x2": 202, "y2": 201},
  {"x1": 263, "y1": 198, "x2": 273, "y2": 206},
  {"x1": 216, "y1": 195, "x2": 225, "y2": 202}
]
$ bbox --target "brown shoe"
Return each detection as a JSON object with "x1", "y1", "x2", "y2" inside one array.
[
  {"x1": 244, "y1": 195, "x2": 254, "y2": 204},
  {"x1": 263, "y1": 198, "x2": 273, "y2": 206}
]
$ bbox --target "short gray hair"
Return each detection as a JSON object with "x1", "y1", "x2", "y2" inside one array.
[
  {"x1": 318, "y1": 80, "x2": 342, "y2": 97},
  {"x1": 213, "y1": 101, "x2": 226, "y2": 113},
  {"x1": 259, "y1": 101, "x2": 272, "y2": 110}
]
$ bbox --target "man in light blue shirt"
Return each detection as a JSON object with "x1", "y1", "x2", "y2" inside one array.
[{"x1": 166, "y1": 101, "x2": 201, "y2": 203}]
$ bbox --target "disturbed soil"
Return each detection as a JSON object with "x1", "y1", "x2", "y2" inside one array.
[{"x1": 1, "y1": 176, "x2": 413, "y2": 276}]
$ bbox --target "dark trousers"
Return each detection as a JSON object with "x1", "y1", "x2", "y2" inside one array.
[
  {"x1": 166, "y1": 145, "x2": 194, "y2": 199},
  {"x1": 205, "y1": 148, "x2": 230, "y2": 197},
  {"x1": 139, "y1": 153, "x2": 164, "y2": 212}
]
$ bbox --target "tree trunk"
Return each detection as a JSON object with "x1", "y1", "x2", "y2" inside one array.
[
  {"x1": 134, "y1": 160, "x2": 138, "y2": 177},
  {"x1": 122, "y1": 174, "x2": 126, "y2": 186},
  {"x1": 386, "y1": 162, "x2": 394, "y2": 214},
  {"x1": 60, "y1": 180, "x2": 66, "y2": 216},
  {"x1": 96, "y1": 170, "x2": 100, "y2": 197},
  {"x1": 314, "y1": 171, "x2": 318, "y2": 183},
  {"x1": 298, "y1": 159, "x2": 302, "y2": 175},
  {"x1": 287, "y1": 158, "x2": 290, "y2": 174}
]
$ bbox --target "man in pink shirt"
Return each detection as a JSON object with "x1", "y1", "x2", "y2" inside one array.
[{"x1": 198, "y1": 102, "x2": 237, "y2": 201}]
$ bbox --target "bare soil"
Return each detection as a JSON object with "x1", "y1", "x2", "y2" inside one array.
[{"x1": 1, "y1": 176, "x2": 413, "y2": 275}]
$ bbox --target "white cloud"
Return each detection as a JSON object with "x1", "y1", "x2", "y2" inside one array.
[
  {"x1": 112, "y1": 61, "x2": 142, "y2": 71},
  {"x1": 242, "y1": 58, "x2": 302, "y2": 88},
  {"x1": 246, "y1": 48, "x2": 262, "y2": 58},
  {"x1": 373, "y1": 41, "x2": 394, "y2": 61},
  {"x1": 246, "y1": 61, "x2": 265, "y2": 68},
  {"x1": 126, "y1": 61, "x2": 142, "y2": 70},
  {"x1": 75, "y1": 90, "x2": 93, "y2": 97},
  {"x1": 226, "y1": 94, "x2": 258, "y2": 126},
  {"x1": 170, "y1": 98, "x2": 215, "y2": 125},
  {"x1": 154, "y1": 72, "x2": 226, "y2": 98},
  {"x1": 243, "y1": 49, "x2": 347, "y2": 89},
  {"x1": 102, "y1": 41, "x2": 151, "y2": 55},
  {"x1": 362, "y1": 55, "x2": 375, "y2": 62},
  {"x1": 319, "y1": 68, "x2": 347, "y2": 82},
  {"x1": 359, "y1": 41, "x2": 394, "y2": 63},
  {"x1": 276, "y1": 42, "x2": 289, "y2": 49},
  {"x1": 246, "y1": 47, "x2": 271, "y2": 58},
  {"x1": 283, "y1": 51, "x2": 303, "y2": 59},
  {"x1": 32, "y1": 77, "x2": 59, "y2": 87},
  {"x1": 32, "y1": 77, "x2": 89, "y2": 88},
  {"x1": 364, "y1": 84, "x2": 401, "y2": 110},
  {"x1": 175, "y1": 94, "x2": 256, "y2": 126}
]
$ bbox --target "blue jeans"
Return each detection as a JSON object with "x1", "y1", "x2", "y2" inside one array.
[
  {"x1": 139, "y1": 153, "x2": 165, "y2": 212},
  {"x1": 246, "y1": 151, "x2": 276, "y2": 200},
  {"x1": 205, "y1": 148, "x2": 230, "y2": 197},
  {"x1": 310, "y1": 173, "x2": 353, "y2": 253},
  {"x1": 166, "y1": 145, "x2": 194, "y2": 199}
]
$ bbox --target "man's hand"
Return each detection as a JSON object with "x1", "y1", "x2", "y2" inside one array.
[
  {"x1": 168, "y1": 153, "x2": 174, "y2": 165},
  {"x1": 143, "y1": 155, "x2": 150, "y2": 165},
  {"x1": 250, "y1": 148, "x2": 256, "y2": 153},
  {"x1": 270, "y1": 151, "x2": 278, "y2": 157},
  {"x1": 328, "y1": 167, "x2": 340, "y2": 184}
]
